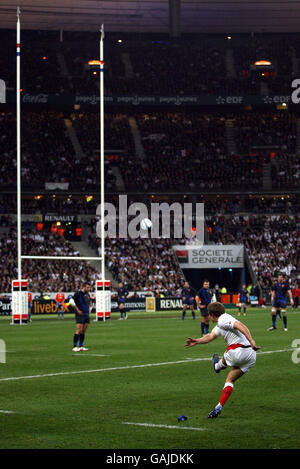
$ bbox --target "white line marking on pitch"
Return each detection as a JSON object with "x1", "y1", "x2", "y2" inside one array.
[
  {"x1": 0, "y1": 410, "x2": 14, "y2": 414},
  {"x1": 0, "y1": 348, "x2": 293, "y2": 383},
  {"x1": 123, "y1": 422, "x2": 206, "y2": 431},
  {"x1": 72, "y1": 354, "x2": 109, "y2": 357}
]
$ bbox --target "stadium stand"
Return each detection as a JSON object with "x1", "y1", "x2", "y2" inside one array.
[
  {"x1": 0, "y1": 30, "x2": 300, "y2": 299},
  {"x1": 0, "y1": 223, "x2": 101, "y2": 293}
]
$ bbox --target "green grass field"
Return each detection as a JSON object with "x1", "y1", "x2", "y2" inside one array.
[{"x1": 0, "y1": 307, "x2": 299, "y2": 449}]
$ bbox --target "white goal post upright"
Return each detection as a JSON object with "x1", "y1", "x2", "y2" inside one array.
[
  {"x1": 11, "y1": 7, "x2": 28, "y2": 325},
  {"x1": 95, "y1": 25, "x2": 111, "y2": 321},
  {"x1": 12, "y1": 13, "x2": 110, "y2": 323},
  {"x1": 16, "y1": 6, "x2": 21, "y2": 284},
  {"x1": 100, "y1": 24, "x2": 105, "y2": 286}
]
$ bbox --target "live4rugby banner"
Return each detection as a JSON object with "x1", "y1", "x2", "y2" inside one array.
[{"x1": 173, "y1": 245, "x2": 244, "y2": 269}]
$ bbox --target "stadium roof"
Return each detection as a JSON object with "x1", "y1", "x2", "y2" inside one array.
[{"x1": 0, "y1": 0, "x2": 299, "y2": 34}]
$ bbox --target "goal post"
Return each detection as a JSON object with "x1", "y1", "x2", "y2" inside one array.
[
  {"x1": 11, "y1": 279, "x2": 29, "y2": 324},
  {"x1": 13, "y1": 13, "x2": 108, "y2": 324},
  {"x1": 95, "y1": 280, "x2": 111, "y2": 321}
]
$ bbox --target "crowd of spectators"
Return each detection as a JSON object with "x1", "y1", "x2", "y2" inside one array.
[
  {"x1": 0, "y1": 223, "x2": 101, "y2": 293},
  {"x1": 0, "y1": 30, "x2": 299, "y2": 97},
  {"x1": 1, "y1": 193, "x2": 299, "y2": 217},
  {"x1": 0, "y1": 110, "x2": 75, "y2": 189},
  {"x1": 120, "y1": 111, "x2": 225, "y2": 191},
  {"x1": 84, "y1": 193, "x2": 300, "y2": 296},
  {"x1": 0, "y1": 110, "x2": 122, "y2": 191},
  {"x1": 62, "y1": 34, "x2": 296, "y2": 96},
  {"x1": 116, "y1": 39, "x2": 227, "y2": 95},
  {"x1": 271, "y1": 152, "x2": 300, "y2": 188},
  {"x1": 233, "y1": 111, "x2": 297, "y2": 154},
  {"x1": 125, "y1": 110, "x2": 297, "y2": 191},
  {"x1": 206, "y1": 213, "x2": 300, "y2": 292},
  {"x1": 118, "y1": 111, "x2": 266, "y2": 191},
  {"x1": 243, "y1": 194, "x2": 300, "y2": 214},
  {"x1": 0, "y1": 194, "x2": 100, "y2": 216},
  {"x1": 0, "y1": 201, "x2": 299, "y2": 298},
  {"x1": 69, "y1": 111, "x2": 135, "y2": 158},
  {"x1": 0, "y1": 31, "x2": 299, "y2": 298},
  {"x1": 1, "y1": 107, "x2": 299, "y2": 193},
  {"x1": 88, "y1": 231, "x2": 185, "y2": 295}
]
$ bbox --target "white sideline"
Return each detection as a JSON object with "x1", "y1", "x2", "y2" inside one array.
[
  {"x1": 123, "y1": 422, "x2": 206, "y2": 431},
  {"x1": 0, "y1": 348, "x2": 294, "y2": 383}
]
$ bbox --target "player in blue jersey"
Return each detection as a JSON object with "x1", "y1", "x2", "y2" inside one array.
[
  {"x1": 28, "y1": 291, "x2": 32, "y2": 322},
  {"x1": 196, "y1": 279, "x2": 213, "y2": 335},
  {"x1": 268, "y1": 273, "x2": 294, "y2": 331},
  {"x1": 181, "y1": 281, "x2": 196, "y2": 320},
  {"x1": 117, "y1": 282, "x2": 129, "y2": 320},
  {"x1": 72, "y1": 283, "x2": 92, "y2": 352},
  {"x1": 237, "y1": 284, "x2": 249, "y2": 316}
]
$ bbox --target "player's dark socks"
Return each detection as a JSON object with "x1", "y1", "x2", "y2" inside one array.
[
  {"x1": 73, "y1": 334, "x2": 79, "y2": 347},
  {"x1": 283, "y1": 316, "x2": 287, "y2": 328},
  {"x1": 205, "y1": 324, "x2": 209, "y2": 334},
  {"x1": 192, "y1": 312, "x2": 195, "y2": 320},
  {"x1": 79, "y1": 333, "x2": 85, "y2": 347},
  {"x1": 201, "y1": 323, "x2": 205, "y2": 335},
  {"x1": 272, "y1": 315, "x2": 277, "y2": 328},
  {"x1": 182, "y1": 311, "x2": 186, "y2": 320}
]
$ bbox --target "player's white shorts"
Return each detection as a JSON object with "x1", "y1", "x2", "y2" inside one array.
[{"x1": 223, "y1": 347, "x2": 256, "y2": 373}]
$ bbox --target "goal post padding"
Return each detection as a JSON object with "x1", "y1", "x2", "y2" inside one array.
[
  {"x1": 11, "y1": 279, "x2": 29, "y2": 324},
  {"x1": 95, "y1": 280, "x2": 111, "y2": 321}
]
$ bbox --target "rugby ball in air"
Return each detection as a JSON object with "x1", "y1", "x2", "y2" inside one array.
[
  {"x1": 69, "y1": 298, "x2": 75, "y2": 307},
  {"x1": 140, "y1": 218, "x2": 152, "y2": 230}
]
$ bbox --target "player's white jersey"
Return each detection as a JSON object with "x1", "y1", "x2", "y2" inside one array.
[{"x1": 212, "y1": 313, "x2": 250, "y2": 346}]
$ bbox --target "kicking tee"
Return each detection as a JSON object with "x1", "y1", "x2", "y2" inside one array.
[{"x1": 212, "y1": 313, "x2": 250, "y2": 346}]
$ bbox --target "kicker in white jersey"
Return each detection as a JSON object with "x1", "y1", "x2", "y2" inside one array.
[
  {"x1": 212, "y1": 312, "x2": 251, "y2": 346},
  {"x1": 184, "y1": 302, "x2": 261, "y2": 419}
]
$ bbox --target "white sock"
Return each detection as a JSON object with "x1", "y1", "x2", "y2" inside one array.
[{"x1": 215, "y1": 359, "x2": 227, "y2": 371}]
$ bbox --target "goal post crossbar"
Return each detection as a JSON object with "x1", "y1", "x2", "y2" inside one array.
[{"x1": 21, "y1": 255, "x2": 103, "y2": 261}]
